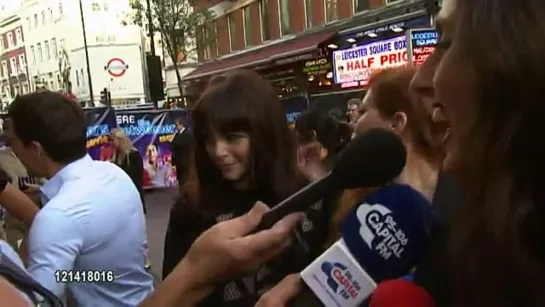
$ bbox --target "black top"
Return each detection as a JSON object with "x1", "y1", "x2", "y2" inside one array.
[
  {"x1": 413, "y1": 171, "x2": 462, "y2": 307},
  {"x1": 116, "y1": 150, "x2": 145, "y2": 211},
  {"x1": 162, "y1": 187, "x2": 327, "y2": 307}
]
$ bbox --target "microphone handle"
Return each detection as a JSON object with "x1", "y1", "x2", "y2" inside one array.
[{"x1": 256, "y1": 174, "x2": 335, "y2": 231}]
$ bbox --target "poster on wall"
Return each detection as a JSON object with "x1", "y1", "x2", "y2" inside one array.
[
  {"x1": 282, "y1": 96, "x2": 309, "y2": 129},
  {"x1": 407, "y1": 28, "x2": 438, "y2": 66},
  {"x1": 333, "y1": 36, "x2": 409, "y2": 85},
  {"x1": 115, "y1": 109, "x2": 189, "y2": 189},
  {"x1": 85, "y1": 107, "x2": 117, "y2": 161}
]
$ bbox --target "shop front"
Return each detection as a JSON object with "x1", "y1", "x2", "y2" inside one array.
[
  {"x1": 309, "y1": 0, "x2": 433, "y2": 113},
  {"x1": 181, "y1": 30, "x2": 337, "y2": 113}
]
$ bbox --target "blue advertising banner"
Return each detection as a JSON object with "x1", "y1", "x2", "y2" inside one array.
[
  {"x1": 282, "y1": 96, "x2": 309, "y2": 128},
  {"x1": 115, "y1": 109, "x2": 189, "y2": 188},
  {"x1": 84, "y1": 107, "x2": 117, "y2": 160}
]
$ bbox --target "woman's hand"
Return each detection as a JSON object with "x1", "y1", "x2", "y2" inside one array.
[
  {"x1": 297, "y1": 142, "x2": 327, "y2": 182},
  {"x1": 183, "y1": 202, "x2": 303, "y2": 287},
  {"x1": 140, "y1": 202, "x2": 303, "y2": 307},
  {"x1": 256, "y1": 274, "x2": 304, "y2": 307}
]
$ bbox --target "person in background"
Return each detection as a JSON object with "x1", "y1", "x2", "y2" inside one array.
[
  {"x1": 0, "y1": 200, "x2": 303, "y2": 307},
  {"x1": 346, "y1": 98, "x2": 362, "y2": 128},
  {"x1": 170, "y1": 117, "x2": 192, "y2": 188},
  {"x1": 163, "y1": 70, "x2": 324, "y2": 306},
  {"x1": 5, "y1": 91, "x2": 153, "y2": 306},
  {"x1": 109, "y1": 128, "x2": 146, "y2": 214}
]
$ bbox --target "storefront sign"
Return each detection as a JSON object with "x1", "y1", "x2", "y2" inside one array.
[
  {"x1": 407, "y1": 28, "x2": 437, "y2": 66},
  {"x1": 303, "y1": 58, "x2": 332, "y2": 76},
  {"x1": 333, "y1": 36, "x2": 408, "y2": 85}
]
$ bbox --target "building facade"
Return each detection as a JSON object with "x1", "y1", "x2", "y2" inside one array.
[
  {"x1": 0, "y1": 8, "x2": 29, "y2": 109},
  {"x1": 20, "y1": 0, "x2": 147, "y2": 105},
  {"x1": 185, "y1": 0, "x2": 432, "y2": 113}
]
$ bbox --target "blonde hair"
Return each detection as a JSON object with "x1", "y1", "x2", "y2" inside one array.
[{"x1": 109, "y1": 128, "x2": 137, "y2": 164}]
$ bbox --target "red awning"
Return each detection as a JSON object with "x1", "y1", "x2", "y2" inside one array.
[{"x1": 183, "y1": 30, "x2": 335, "y2": 81}]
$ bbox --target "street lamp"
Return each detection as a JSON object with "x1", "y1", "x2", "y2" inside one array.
[{"x1": 78, "y1": 0, "x2": 94, "y2": 106}]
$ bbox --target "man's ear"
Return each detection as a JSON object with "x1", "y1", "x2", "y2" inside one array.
[{"x1": 389, "y1": 112, "x2": 408, "y2": 134}]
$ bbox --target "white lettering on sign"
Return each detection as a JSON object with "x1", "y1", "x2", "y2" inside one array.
[
  {"x1": 333, "y1": 36, "x2": 409, "y2": 85},
  {"x1": 116, "y1": 115, "x2": 135, "y2": 124}
]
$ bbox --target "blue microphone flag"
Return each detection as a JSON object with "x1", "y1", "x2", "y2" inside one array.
[{"x1": 341, "y1": 183, "x2": 434, "y2": 282}]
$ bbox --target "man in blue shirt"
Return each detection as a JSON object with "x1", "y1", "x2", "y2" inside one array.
[{"x1": 4, "y1": 92, "x2": 153, "y2": 306}]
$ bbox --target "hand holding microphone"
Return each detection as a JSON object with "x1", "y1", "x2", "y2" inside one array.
[{"x1": 300, "y1": 183, "x2": 435, "y2": 307}]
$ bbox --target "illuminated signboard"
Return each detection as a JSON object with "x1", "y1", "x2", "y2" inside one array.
[
  {"x1": 407, "y1": 28, "x2": 438, "y2": 66},
  {"x1": 332, "y1": 35, "x2": 408, "y2": 85}
]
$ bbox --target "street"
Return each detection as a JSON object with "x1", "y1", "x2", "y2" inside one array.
[{"x1": 144, "y1": 187, "x2": 177, "y2": 282}]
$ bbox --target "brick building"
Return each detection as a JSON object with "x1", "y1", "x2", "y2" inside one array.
[
  {"x1": 0, "y1": 11, "x2": 29, "y2": 109},
  {"x1": 184, "y1": 0, "x2": 432, "y2": 110}
]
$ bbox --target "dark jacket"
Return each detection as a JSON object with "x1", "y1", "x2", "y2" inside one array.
[
  {"x1": 162, "y1": 187, "x2": 326, "y2": 307},
  {"x1": 116, "y1": 150, "x2": 146, "y2": 213},
  {"x1": 170, "y1": 129, "x2": 193, "y2": 184}
]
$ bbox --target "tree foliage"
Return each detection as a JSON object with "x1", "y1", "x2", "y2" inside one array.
[{"x1": 128, "y1": 0, "x2": 215, "y2": 98}]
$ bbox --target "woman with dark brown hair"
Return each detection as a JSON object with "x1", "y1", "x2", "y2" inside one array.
[
  {"x1": 422, "y1": 0, "x2": 545, "y2": 306},
  {"x1": 162, "y1": 69, "x2": 324, "y2": 306}
]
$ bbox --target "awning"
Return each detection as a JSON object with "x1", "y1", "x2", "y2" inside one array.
[{"x1": 183, "y1": 30, "x2": 336, "y2": 81}]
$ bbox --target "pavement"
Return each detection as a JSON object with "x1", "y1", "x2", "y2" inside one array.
[{"x1": 143, "y1": 187, "x2": 178, "y2": 282}]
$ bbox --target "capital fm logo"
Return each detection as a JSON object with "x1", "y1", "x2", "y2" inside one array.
[
  {"x1": 321, "y1": 262, "x2": 361, "y2": 300},
  {"x1": 356, "y1": 203, "x2": 408, "y2": 260}
]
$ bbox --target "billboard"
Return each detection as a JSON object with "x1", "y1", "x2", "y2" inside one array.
[
  {"x1": 407, "y1": 28, "x2": 438, "y2": 66},
  {"x1": 114, "y1": 109, "x2": 190, "y2": 189},
  {"x1": 333, "y1": 36, "x2": 409, "y2": 85}
]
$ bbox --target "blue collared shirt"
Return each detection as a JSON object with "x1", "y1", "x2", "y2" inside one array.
[{"x1": 27, "y1": 154, "x2": 154, "y2": 306}]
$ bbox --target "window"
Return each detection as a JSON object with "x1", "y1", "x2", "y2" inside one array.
[
  {"x1": 16, "y1": 29, "x2": 22, "y2": 45},
  {"x1": 305, "y1": 0, "x2": 312, "y2": 29},
  {"x1": 278, "y1": 0, "x2": 291, "y2": 36},
  {"x1": 45, "y1": 40, "x2": 50, "y2": 59},
  {"x1": 76, "y1": 70, "x2": 80, "y2": 86},
  {"x1": 1, "y1": 61, "x2": 6, "y2": 77},
  {"x1": 19, "y1": 55, "x2": 26, "y2": 68},
  {"x1": 201, "y1": 27, "x2": 210, "y2": 59},
  {"x1": 51, "y1": 39, "x2": 58, "y2": 58},
  {"x1": 7, "y1": 33, "x2": 13, "y2": 49},
  {"x1": 91, "y1": 2, "x2": 100, "y2": 11},
  {"x1": 48, "y1": 8, "x2": 54, "y2": 21},
  {"x1": 10, "y1": 58, "x2": 16, "y2": 75},
  {"x1": 227, "y1": 14, "x2": 236, "y2": 51},
  {"x1": 243, "y1": 6, "x2": 252, "y2": 47},
  {"x1": 60, "y1": 38, "x2": 65, "y2": 49},
  {"x1": 213, "y1": 21, "x2": 219, "y2": 56},
  {"x1": 259, "y1": 0, "x2": 271, "y2": 41},
  {"x1": 325, "y1": 0, "x2": 338, "y2": 23},
  {"x1": 37, "y1": 43, "x2": 42, "y2": 61},
  {"x1": 103, "y1": 1, "x2": 109, "y2": 11},
  {"x1": 30, "y1": 46, "x2": 35, "y2": 64},
  {"x1": 81, "y1": 69, "x2": 85, "y2": 85},
  {"x1": 26, "y1": 17, "x2": 30, "y2": 30},
  {"x1": 33, "y1": 14, "x2": 38, "y2": 27},
  {"x1": 354, "y1": 0, "x2": 369, "y2": 13},
  {"x1": 58, "y1": 1, "x2": 63, "y2": 15},
  {"x1": 41, "y1": 11, "x2": 46, "y2": 25}
]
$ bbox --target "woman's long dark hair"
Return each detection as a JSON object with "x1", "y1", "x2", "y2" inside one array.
[
  {"x1": 179, "y1": 70, "x2": 303, "y2": 213},
  {"x1": 447, "y1": 1, "x2": 545, "y2": 306}
]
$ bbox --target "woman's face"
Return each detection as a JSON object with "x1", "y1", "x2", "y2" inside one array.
[
  {"x1": 354, "y1": 89, "x2": 393, "y2": 135},
  {"x1": 432, "y1": 0, "x2": 480, "y2": 172},
  {"x1": 205, "y1": 129, "x2": 251, "y2": 182},
  {"x1": 147, "y1": 145, "x2": 158, "y2": 161}
]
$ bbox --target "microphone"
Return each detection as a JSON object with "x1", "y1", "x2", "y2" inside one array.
[
  {"x1": 258, "y1": 128, "x2": 406, "y2": 230},
  {"x1": 299, "y1": 184, "x2": 434, "y2": 307},
  {"x1": 369, "y1": 279, "x2": 435, "y2": 307}
]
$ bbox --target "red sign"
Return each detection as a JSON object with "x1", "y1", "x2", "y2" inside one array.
[
  {"x1": 104, "y1": 58, "x2": 128, "y2": 77},
  {"x1": 412, "y1": 46, "x2": 435, "y2": 66}
]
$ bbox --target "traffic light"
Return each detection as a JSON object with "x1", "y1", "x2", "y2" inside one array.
[{"x1": 100, "y1": 88, "x2": 111, "y2": 106}]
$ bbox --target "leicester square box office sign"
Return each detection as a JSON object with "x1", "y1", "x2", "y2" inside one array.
[
  {"x1": 406, "y1": 28, "x2": 438, "y2": 66},
  {"x1": 332, "y1": 36, "x2": 409, "y2": 86}
]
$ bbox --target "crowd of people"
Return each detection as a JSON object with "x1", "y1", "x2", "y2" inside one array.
[{"x1": 0, "y1": 0, "x2": 544, "y2": 306}]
